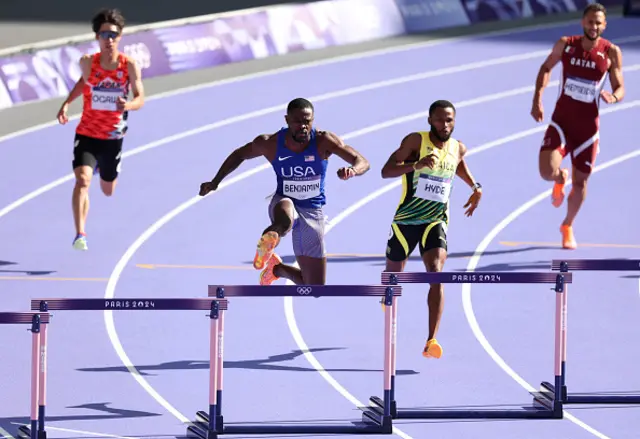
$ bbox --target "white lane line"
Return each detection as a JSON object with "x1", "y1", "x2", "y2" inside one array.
[
  {"x1": 0, "y1": 427, "x2": 13, "y2": 439},
  {"x1": 1, "y1": 27, "x2": 638, "y2": 144},
  {"x1": 0, "y1": 53, "x2": 585, "y2": 220},
  {"x1": 461, "y1": 147, "x2": 640, "y2": 439},
  {"x1": 2, "y1": 62, "x2": 639, "y2": 223},
  {"x1": 98, "y1": 84, "x2": 577, "y2": 430},
  {"x1": 283, "y1": 103, "x2": 640, "y2": 439},
  {"x1": 0, "y1": 16, "x2": 619, "y2": 123}
]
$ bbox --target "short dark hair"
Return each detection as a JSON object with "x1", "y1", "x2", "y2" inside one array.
[
  {"x1": 583, "y1": 2, "x2": 606, "y2": 16},
  {"x1": 287, "y1": 98, "x2": 314, "y2": 114},
  {"x1": 429, "y1": 100, "x2": 455, "y2": 116},
  {"x1": 92, "y1": 8, "x2": 125, "y2": 34}
]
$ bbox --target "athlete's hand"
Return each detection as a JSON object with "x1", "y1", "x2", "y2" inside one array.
[
  {"x1": 57, "y1": 103, "x2": 69, "y2": 124},
  {"x1": 337, "y1": 167, "x2": 357, "y2": 180},
  {"x1": 600, "y1": 90, "x2": 617, "y2": 104},
  {"x1": 414, "y1": 154, "x2": 438, "y2": 170},
  {"x1": 116, "y1": 97, "x2": 127, "y2": 111},
  {"x1": 463, "y1": 190, "x2": 482, "y2": 217},
  {"x1": 199, "y1": 181, "x2": 218, "y2": 196},
  {"x1": 531, "y1": 101, "x2": 544, "y2": 122}
]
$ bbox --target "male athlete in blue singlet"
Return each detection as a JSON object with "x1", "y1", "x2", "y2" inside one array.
[
  {"x1": 381, "y1": 100, "x2": 482, "y2": 359},
  {"x1": 199, "y1": 98, "x2": 370, "y2": 285}
]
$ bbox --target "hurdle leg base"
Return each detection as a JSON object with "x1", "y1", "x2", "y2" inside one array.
[
  {"x1": 369, "y1": 395, "x2": 397, "y2": 418},
  {"x1": 541, "y1": 381, "x2": 640, "y2": 404},
  {"x1": 17, "y1": 426, "x2": 31, "y2": 439},
  {"x1": 369, "y1": 393, "x2": 562, "y2": 420},
  {"x1": 190, "y1": 410, "x2": 392, "y2": 436}
]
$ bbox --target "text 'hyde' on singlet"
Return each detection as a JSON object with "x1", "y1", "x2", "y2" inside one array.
[
  {"x1": 271, "y1": 128, "x2": 328, "y2": 209},
  {"x1": 392, "y1": 132, "x2": 459, "y2": 226},
  {"x1": 556, "y1": 35, "x2": 612, "y2": 117},
  {"x1": 76, "y1": 52, "x2": 131, "y2": 140}
]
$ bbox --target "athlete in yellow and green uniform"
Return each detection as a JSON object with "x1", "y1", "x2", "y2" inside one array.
[{"x1": 381, "y1": 100, "x2": 483, "y2": 359}]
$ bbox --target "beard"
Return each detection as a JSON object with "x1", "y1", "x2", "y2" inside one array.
[
  {"x1": 291, "y1": 130, "x2": 310, "y2": 143},
  {"x1": 583, "y1": 28, "x2": 600, "y2": 41},
  {"x1": 430, "y1": 125, "x2": 452, "y2": 142}
]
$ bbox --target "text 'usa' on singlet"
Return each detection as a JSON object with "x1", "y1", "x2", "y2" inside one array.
[
  {"x1": 76, "y1": 52, "x2": 131, "y2": 140},
  {"x1": 555, "y1": 35, "x2": 612, "y2": 119},
  {"x1": 271, "y1": 128, "x2": 328, "y2": 209},
  {"x1": 392, "y1": 132, "x2": 459, "y2": 226}
]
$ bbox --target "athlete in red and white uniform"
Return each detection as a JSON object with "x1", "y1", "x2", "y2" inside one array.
[
  {"x1": 531, "y1": 2, "x2": 624, "y2": 250},
  {"x1": 56, "y1": 8, "x2": 145, "y2": 251}
]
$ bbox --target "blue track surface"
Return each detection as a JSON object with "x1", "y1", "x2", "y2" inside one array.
[{"x1": 2, "y1": 17, "x2": 640, "y2": 439}]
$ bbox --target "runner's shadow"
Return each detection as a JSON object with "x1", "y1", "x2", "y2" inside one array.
[
  {"x1": 77, "y1": 348, "x2": 419, "y2": 376},
  {"x1": 0, "y1": 403, "x2": 160, "y2": 438}
]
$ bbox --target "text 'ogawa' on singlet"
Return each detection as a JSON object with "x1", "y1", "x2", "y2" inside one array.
[
  {"x1": 557, "y1": 35, "x2": 611, "y2": 115},
  {"x1": 271, "y1": 128, "x2": 328, "y2": 209},
  {"x1": 392, "y1": 132, "x2": 459, "y2": 225},
  {"x1": 76, "y1": 52, "x2": 131, "y2": 140}
]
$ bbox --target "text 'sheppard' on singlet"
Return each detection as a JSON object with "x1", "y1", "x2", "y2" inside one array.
[
  {"x1": 272, "y1": 128, "x2": 328, "y2": 208},
  {"x1": 393, "y1": 132, "x2": 459, "y2": 226},
  {"x1": 557, "y1": 36, "x2": 611, "y2": 115},
  {"x1": 76, "y1": 52, "x2": 131, "y2": 140}
]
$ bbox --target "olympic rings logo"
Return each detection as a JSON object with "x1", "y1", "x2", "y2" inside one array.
[{"x1": 297, "y1": 287, "x2": 312, "y2": 295}]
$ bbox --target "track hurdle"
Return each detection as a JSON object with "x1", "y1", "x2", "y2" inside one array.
[
  {"x1": 369, "y1": 270, "x2": 572, "y2": 420},
  {"x1": 187, "y1": 284, "x2": 403, "y2": 439},
  {"x1": 542, "y1": 259, "x2": 640, "y2": 405},
  {"x1": 19, "y1": 297, "x2": 228, "y2": 439},
  {"x1": 0, "y1": 311, "x2": 52, "y2": 439}
]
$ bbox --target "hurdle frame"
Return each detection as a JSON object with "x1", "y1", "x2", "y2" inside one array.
[
  {"x1": 369, "y1": 270, "x2": 571, "y2": 420},
  {"x1": 0, "y1": 309, "x2": 51, "y2": 439},
  {"x1": 541, "y1": 259, "x2": 640, "y2": 405},
  {"x1": 187, "y1": 284, "x2": 403, "y2": 439},
  {"x1": 17, "y1": 297, "x2": 229, "y2": 439}
]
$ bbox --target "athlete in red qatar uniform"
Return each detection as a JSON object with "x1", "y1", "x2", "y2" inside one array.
[
  {"x1": 56, "y1": 9, "x2": 145, "y2": 251},
  {"x1": 531, "y1": 3, "x2": 624, "y2": 249}
]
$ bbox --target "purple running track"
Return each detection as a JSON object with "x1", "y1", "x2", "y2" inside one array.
[{"x1": 1, "y1": 16, "x2": 640, "y2": 439}]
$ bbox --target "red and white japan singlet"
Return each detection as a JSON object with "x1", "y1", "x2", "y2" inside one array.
[{"x1": 76, "y1": 52, "x2": 131, "y2": 140}]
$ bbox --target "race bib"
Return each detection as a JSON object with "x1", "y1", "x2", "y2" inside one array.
[
  {"x1": 564, "y1": 76, "x2": 597, "y2": 103},
  {"x1": 415, "y1": 173, "x2": 451, "y2": 203},
  {"x1": 283, "y1": 176, "x2": 321, "y2": 200},
  {"x1": 91, "y1": 88, "x2": 122, "y2": 111}
]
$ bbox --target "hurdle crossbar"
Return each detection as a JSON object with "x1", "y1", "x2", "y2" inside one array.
[
  {"x1": 187, "y1": 284, "x2": 402, "y2": 439},
  {"x1": 545, "y1": 259, "x2": 640, "y2": 405},
  {"x1": 0, "y1": 311, "x2": 51, "y2": 439},
  {"x1": 370, "y1": 270, "x2": 571, "y2": 420},
  {"x1": 17, "y1": 298, "x2": 228, "y2": 439}
]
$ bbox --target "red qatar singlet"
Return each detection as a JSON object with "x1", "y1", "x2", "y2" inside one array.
[
  {"x1": 553, "y1": 35, "x2": 612, "y2": 120},
  {"x1": 76, "y1": 52, "x2": 131, "y2": 140}
]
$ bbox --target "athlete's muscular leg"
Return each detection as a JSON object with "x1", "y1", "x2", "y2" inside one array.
[
  {"x1": 264, "y1": 198, "x2": 295, "y2": 237},
  {"x1": 563, "y1": 166, "x2": 590, "y2": 227},
  {"x1": 72, "y1": 166, "x2": 93, "y2": 235},
  {"x1": 421, "y1": 248, "x2": 446, "y2": 341},
  {"x1": 538, "y1": 148, "x2": 566, "y2": 183}
]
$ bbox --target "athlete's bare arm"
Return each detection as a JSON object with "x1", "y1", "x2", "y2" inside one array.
[
  {"x1": 124, "y1": 58, "x2": 145, "y2": 111},
  {"x1": 319, "y1": 130, "x2": 370, "y2": 180},
  {"x1": 455, "y1": 141, "x2": 482, "y2": 217},
  {"x1": 56, "y1": 55, "x2": 92, "y2": 124},
  {"x1": 381, "y1": 132, "x2": 423, "y2": 178},
  {"x1": 199, "y1": 134, "x2": 274, "y2": 196},
  {"x1": 602, "y1": 43, "x2": 625, "y2": 104},
  {"x1": 531, "y1": 36, "x2": 568, "y2": 122}
]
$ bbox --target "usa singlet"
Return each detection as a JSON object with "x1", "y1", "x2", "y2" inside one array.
[
  {"x1": 76, "y1": 52, "x2": 131, "y2": 140},
  {"x1": 271, "y1": 128, "x2": 328, "y2": 209},
  {"x1": 392, "y1": 132, "x2": 459, "y2": 225},
  {"x1": 555, "y1": 35, "x2": 612, "y2": 118}
]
